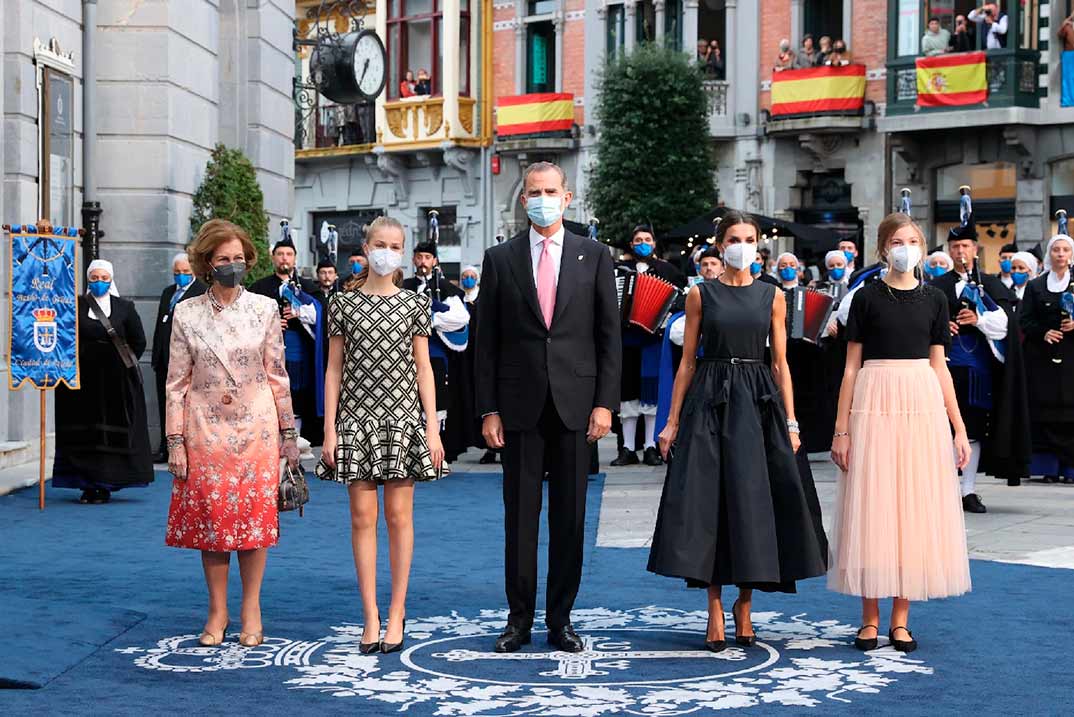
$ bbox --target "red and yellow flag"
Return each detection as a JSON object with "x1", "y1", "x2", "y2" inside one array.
[
  {"x1": 915, "y1": 51, "x2": 987, "y2": 107},
  {"x1": 496, "y1": 93, "x2": 574, "y2": 137},
  {"x1": 770, "y1": 65, "x2": 866, "y2": 117}
]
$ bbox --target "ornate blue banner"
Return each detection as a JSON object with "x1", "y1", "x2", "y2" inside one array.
[{"x1": 7, "y1": 224, "x2": 79, "y2": 390}]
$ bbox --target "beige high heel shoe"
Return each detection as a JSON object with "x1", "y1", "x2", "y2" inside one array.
[
  {"x1": 239, "y1": 630, "x2": 264, "y2": 647},
  {"x1": 198, "y1": 622, "x2": 228, "y2": 647}
]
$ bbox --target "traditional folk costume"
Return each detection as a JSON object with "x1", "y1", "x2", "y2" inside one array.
[
  {"x1": 648, "y1": 279, "x2": 827, "y2": 591},
  {"x1": 828, "y1": 279, "x2": 971, "y2": 600},
  {"x1": 53, "y1": 262, "x2": 154, "y2": 501},
  {"x1": 1019, "y1": 236, "x2": 1074, "y2": 484},
  {"x1": 811, "y1": 251, "x2": 852, "y2": 454},
  {"x1": 402, "y1": 242, "x2": 471, "y2": 463},
  {"x1": 1008, "y1": 251, "x2": 1038, "y2": 308},
  {"x1": 612, "y1": 248, "x2": 686, "y2": 467},
  {"x1": 932, "y1": 222, "x2": 1031, "y2": 506},
  {"x1": 249, "y1": 237, "x2": 326, "y2": 443}
]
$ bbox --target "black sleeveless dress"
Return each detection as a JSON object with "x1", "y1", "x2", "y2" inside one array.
[{"x1": 647, "y1": 280, "x2": 828, "y2": 592}]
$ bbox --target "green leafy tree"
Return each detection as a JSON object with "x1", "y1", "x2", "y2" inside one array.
[
  {"x1": 589, "y1": 44, "x2": 716, "y2": 248},
  {"x1": 190, "y1": 144, "x2": 271, "y2": 284}
]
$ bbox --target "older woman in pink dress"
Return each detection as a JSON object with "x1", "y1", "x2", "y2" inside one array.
[{"x1": 165, "y1": 219, "x2": 298, "y2": 648}]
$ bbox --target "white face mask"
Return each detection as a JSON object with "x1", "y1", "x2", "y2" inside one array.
[
  {"x1": 368, "y1": 248, "x2": 403, "y2": 276},
  {"x1": 889, "y1": 244, "x2": 922, "y2": 274},
  {"x1": 723, "y1": 242, "x2": 758, "y2": 271}
]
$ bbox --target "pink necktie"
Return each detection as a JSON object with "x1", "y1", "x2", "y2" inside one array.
[{"x1": 537, "y1": 237, "x2": 556, "y2": 328}]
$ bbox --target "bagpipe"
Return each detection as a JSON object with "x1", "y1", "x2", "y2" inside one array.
[
  {"x1": 786, "y1": 286, "x2": 835, "y2": 345},
  {"x1": 616, "y1": 268, "x2": 680, "y2": 334}
]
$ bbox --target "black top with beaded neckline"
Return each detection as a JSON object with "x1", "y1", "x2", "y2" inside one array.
[{"x1": 846, "y1": 280, "x2": 950, "y2": 361}]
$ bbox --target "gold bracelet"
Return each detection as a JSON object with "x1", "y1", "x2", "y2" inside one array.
[{"x1": 833, "y1": 431, "x2": 849, "y2": 438}]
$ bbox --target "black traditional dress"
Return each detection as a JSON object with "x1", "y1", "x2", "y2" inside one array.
[
  {"x1": 647, "y1": 280, "x2": 827, "y2": 591},
  {"x1": 1019, "y1": 272, "x2": 1074, "y2": 469},
  {"x1": 52, "y1": 297, "x2": 154, "y2": 492}
]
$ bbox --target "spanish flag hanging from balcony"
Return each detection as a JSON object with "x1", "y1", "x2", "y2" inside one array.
[
  {"x1": 496, "y1": 93, "x2": 574, "y2": 137},
  {"x1": 769, "y1": 65, "x2": 866, "y2": 117},
  {"x1": 915, "y1": 52, "x2": 987, "y2": 107}
]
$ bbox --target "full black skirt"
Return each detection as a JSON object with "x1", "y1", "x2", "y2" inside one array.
[{"x1": 647, "y1": 361, "x2": 827, "y2": 591}]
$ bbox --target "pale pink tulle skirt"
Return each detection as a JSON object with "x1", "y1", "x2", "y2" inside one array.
[{"x1": 828, "y1": 359, "x2": 971, "y2": 601}]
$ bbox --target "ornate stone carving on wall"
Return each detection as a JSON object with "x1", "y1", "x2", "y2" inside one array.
[{"x1": 458, "y1": 98, "x2": 476, "y2": 135}]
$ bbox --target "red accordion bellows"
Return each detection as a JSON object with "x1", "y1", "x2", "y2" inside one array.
[
  {"x1": 788, "y1": 288, "x2": 835, "y2": 344},
  {"x1": 627, "y1": 273, "x2": 679, "y2": 334}
]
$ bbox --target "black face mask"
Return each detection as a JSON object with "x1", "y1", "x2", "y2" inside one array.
[{"x1": 212, "y1": 261, "x2": 247, "y2": 288}]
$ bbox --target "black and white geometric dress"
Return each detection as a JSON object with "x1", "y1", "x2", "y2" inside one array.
[{"x1": 315, "y1": 289, "x2": 440, "y2": 484}]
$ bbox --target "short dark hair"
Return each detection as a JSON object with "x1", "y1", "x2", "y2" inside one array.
[
  {"x1": 700, "y1": 247, "x2": 722, "y2": 261},
  {"x1": 348, "y1": 248, "x2": 365, "y2": 260},
  {"x1": 522, "y1": 161, "x2": 568, "y2": 192},
  {"x1": 715, "y1": 210, "x2": 761, "y2": 245},
  {"x1": 928, "y1": 16, "x2": 939, "y2": 23},
  {"x1": 802, "y1": 33, "x2": 813, "y2": 43},
  {"x1": 631, "y1": 224, "x2": 655, "y2": 241},
  {"x1": 1000, "y1": 243, "x2": 1018, "y2": 254}
]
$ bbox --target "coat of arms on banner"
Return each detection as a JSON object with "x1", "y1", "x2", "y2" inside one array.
[{"x1": 32, "y1": 307, "x2": 58, "y2": 353}]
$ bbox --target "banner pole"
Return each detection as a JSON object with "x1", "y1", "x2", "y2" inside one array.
[{"x1": 39, "y1": 388, "x2": 46, "y2": 510}]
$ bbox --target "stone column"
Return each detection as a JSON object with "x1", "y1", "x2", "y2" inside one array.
[
  {"x1": 654, "y1": 0, "x2": 665, "y2": 46},
  {"x1": 554, "y1": 9, "x2": 565, "y2": 92},
  {"x1": 442, "y1": 0, "x2": 460, "y2": 138},
  {"x1": 842, "y1": 0, "x2": 852, "y2": 48},
  {"x1": 683, "y1": 0, "x2": 699, "y2": 61},
  {"x1": 625, "y1": 0, "x2": 637, "y2": 53},
  {"x1": 790, "y1": 0, "x2": 803, "y2": 51},
  {"x1": 514, "y1": 18, "x2": 526, "y2": 94}
]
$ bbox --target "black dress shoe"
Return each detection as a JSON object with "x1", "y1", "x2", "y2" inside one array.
[
  {"x1": 1007, "y1": 477, "x2": 1022, "y2": 487},
  {"x1": 962, "y1": 493, "x2": 987, "y2": 513},
  {"x1": 642, "y1": 446, "x2": 664, "y2": 466},
  {"x1": 547, "y1": 625, "x2": 584, "y2": 653},
  {"x1": 888, "y1": 626, "x2": 917, "y2": 653},
  {"x1": 89, "y1": 488, "x2": 111, "y2": 505},
  {"x1": 610, "y1": 448, "x2": 639, "y2": 467},
  {"x1": 78, "y1": 490, "x2": 94, "y2": 504},
  {"x1": 1044, "y1": 475, "x2": 1060, "y2": 484},
  {"x1": 854, "y1": 624, "x2": 878, "y2": 651},
  {"x1": 479, "y1": 450, "x2": 498, "y2": 465},
  {"x1": 494, "y1": 625, "x2": 531, "y2": 653},
  {"x1": 1063, "y1": 476, "x2": 1074, "y2": 485}
]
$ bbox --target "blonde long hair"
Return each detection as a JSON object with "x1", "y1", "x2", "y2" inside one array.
[{"x1": 344, "y1": 216, "x2": 406, "y2": 291}]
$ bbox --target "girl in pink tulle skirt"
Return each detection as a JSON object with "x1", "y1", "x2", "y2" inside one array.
[{"x1": 829, "y1": 213, "x2": 972, "y2": 654}]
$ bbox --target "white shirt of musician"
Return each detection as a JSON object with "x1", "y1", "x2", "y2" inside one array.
[
  {"x1": 530, "y1": 226, "x2": 564, "y2": 288},
  {"x1": 954, "y1": 271, "x2": 1008, "y2": 341}
]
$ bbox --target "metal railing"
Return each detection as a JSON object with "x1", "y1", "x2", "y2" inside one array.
[
  {"x1": 702, "y1": 80, "x2": 730, "y2": 117},
  {"x1": 886, "y1": 49, "x2": 1040, "y2": 115},
  {"x1": 296, "y1": 101, "x2": 377, "y2": 151}
]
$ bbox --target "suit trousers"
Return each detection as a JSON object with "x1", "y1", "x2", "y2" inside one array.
[
  {"x1": 154, "y1": 366, "x2": 168, "y2": 458},
  {"x1": 502, "y1": 390, "x2": 590, "y2": 631}
]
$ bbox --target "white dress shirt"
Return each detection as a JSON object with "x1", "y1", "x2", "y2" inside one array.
[
  {"x1": 954, "y1": 272, "x2": 1008, "y2": 340},
  {"x1": 968, "y1": 9, "x2": 1009, "y2": 49},
  {"x1": 529, "y1": 225, "x2": 565, "y2": 288}
]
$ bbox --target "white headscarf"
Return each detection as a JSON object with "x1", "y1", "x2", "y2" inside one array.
[
  {"x1": 461, "y1": 264, "x2": 480, "y2": 302},
  {"x1": 824, "y1": 250, "x2": 846, "y2": 268},
  {"x1": 86, "y1": 259, "x2": 120, "y2": 296},
  {"x1": 1044, "y1": 235, "x2": 1074, "y2": 274},
  {"x1": 1011, "y1": 251, "x2": 1039, "y2": 277},
  {"x1": 776, "y1": 252, "x2": 799, "y2": 267},
  {"x1": 927, "y1": 251, "x2": 953, "y2": 271}
]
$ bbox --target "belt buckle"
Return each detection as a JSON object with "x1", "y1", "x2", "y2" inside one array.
[{"x1": 729, "y1": 357, "x2": 741, "y2": 365}]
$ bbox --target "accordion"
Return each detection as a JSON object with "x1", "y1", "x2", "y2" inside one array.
[
  {"x1": 786, "y1": 287, "x2": 835, "y2": 345},
  {"x1": 617, "y1": 270, "x2": 680, "y2": 334}
]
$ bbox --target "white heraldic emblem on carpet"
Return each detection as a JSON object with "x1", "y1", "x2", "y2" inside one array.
[{"x1": 118, "y1": 607, "x2": 933, "y2": 713}]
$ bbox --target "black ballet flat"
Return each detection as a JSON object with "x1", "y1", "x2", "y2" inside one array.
[
  {"x1": 888, "y1": 626, "x2": 917, "y2": 653},
  {"x1": 380, "y1": 618, "x2": 406, "y2": 654},
  {"x1": 854, "y1": 624, "x2": 879, "y2": 651},
  {"x1": 732, "y1": 600, "x2": 756, "y2": 647}
]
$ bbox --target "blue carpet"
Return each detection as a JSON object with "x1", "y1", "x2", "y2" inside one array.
[{"x1": 1, "y1": 470, "x2": 1072, "y2": 716}]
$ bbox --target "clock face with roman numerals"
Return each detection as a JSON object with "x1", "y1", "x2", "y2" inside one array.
[{"x1": 352, "y1": 30, "x2": 386, "y2": 100}]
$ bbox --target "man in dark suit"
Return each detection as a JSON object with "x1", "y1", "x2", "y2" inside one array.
[
  {"x1": 476, "y1": 161, "x2": 621, "y2": 654},
  {"x1": 151, "y1": 252, "x2": 206, "y2": 462}
]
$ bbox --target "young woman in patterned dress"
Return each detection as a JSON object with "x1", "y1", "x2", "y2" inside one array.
[{"x1": 318, "y1": 217, "x2": 445, "y2": 655}]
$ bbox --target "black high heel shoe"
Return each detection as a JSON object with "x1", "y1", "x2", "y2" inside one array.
[
  {"x1": 359, "y1": 622, "x2": 381, "y2": 654},
  {"x1": 380, "y1": 618, "x2": 406, "y2": 654},
  {"x1": 888, "y1": 626, "x2": 917, "y2": 653},
  {"x1": 704, "y1": 612, "x2": 726, "y2": 653},
  {"x1": 854, "y1": 624, "x2": 879, "y2": 651},
  {"x1": 731, "y1": 600, "x2": 756, "y2": 647}
]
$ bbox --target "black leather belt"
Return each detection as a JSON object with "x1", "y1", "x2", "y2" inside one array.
[{"x1": 698, "y1": 357, "x2": 763, "y2": 365}]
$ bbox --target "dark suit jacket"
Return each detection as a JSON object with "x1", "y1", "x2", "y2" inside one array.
[
  {"x1": 151, "y1": 280, "x2": 207, "y2": 372},
  {"x1": 475, "y1": 229, "x2": 621, "y2": 432}
]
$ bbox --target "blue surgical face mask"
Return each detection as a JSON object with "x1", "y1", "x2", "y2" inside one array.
[
  {"x1": 351, "y1": 260, "x2": 365, "y2": 274},
  {"x1": 999, "y1": 259, "x2": 1013, "y2": 274},
  {"x1": 461, "y1": 276, "x2": 477, "y2": 289},
  {"x1": 88, "y1": 280, "x2": 111, "y2": 298},
  {"x1": 927, "y1": 264, "x2": 948, "y2": 278},
  {"x1": 779, "y1": 267, "x2": 798, "y2": 282},
  {"x1": 750, "y1": 261, "x2": 762, "y2": 275},
  {"x1": 843, "y1": 250, "x2": 855, "y2": 264},
  {"x1": 1011, "y1": 271, "x2": 1030, "y2": 286},
  {"x1": 633, "y1": 242, "x2": 654, "y2": 258},
  {"x1": 525, "y1": 195, "x2": 564, "y2": 228},
  {"x1": 174, "y1": 273, "x2": 194, "y2": 288},
  {"x1": 828, "y1": 267, "x2": 846, "y2": 281}
]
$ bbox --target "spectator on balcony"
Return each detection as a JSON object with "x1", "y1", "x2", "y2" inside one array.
[
  {"x1": 415, "y1": 69, "x2": 432, "y2": 95},
  {"x1": 1059, "y1": 12, "x2": 1074, "y2": 51},
  {"x1": 968, "y1": 4, "x2": 1008, "y2": 49},
  {"x1": 817, "y1": 35, "x2": 833, "y2": 64},
  {"x1": 825, "y1": 40, "x2": 850, "y2": 66},
  {"x1": 697, "y1": 38, "x2": 709, "y2": 63},
  {"x1": 952, "y1": 14, "x2": 976, "y2": 52},
  {"x1": 922, "y1": 17, "x2": 952, "y2": 56},
  {"x1": 400, "y1": 70, "x2": 417, "y2": 98},
  {"x1": 795, "y1": 34, "x2": 820, "y2": 68},
  {"x1": 706, "y1": 39, "x2": 725, "y2": 80},
  {"x1": 774, "y1": 38, "x2": 796, "y2": 72}
]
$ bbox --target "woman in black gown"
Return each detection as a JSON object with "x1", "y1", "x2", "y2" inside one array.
[
  {"x1": 648, "y1": 211, "x2": 827, "y2": 652},
  {"x1": 1019, "y1": 235, "x2": 1074, "y2": 483},
  {"x1": 52, "y1": 260, "x2": 154, "y2": 503}
]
